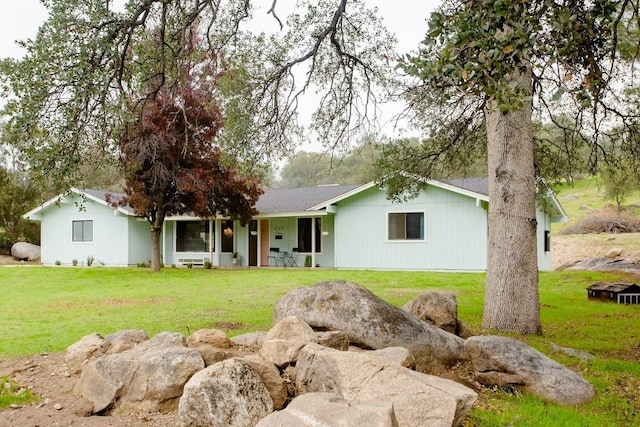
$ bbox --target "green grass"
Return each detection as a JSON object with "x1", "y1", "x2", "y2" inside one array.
[
  {"x1": 0, "y1": 377, "x2": 38, "y2": 409},
  {"x1": 0, "y1": 267, "x2": 639, "y2": 425}
]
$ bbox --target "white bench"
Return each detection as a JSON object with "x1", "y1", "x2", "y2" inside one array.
[{"x1": 176, "y1": 258, "x2": 207, "y2": 267}]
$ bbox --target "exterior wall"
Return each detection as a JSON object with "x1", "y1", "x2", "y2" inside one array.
[
  {"x1": 127, "y1": 218, "x2": 152, "y2": 266},
  {"x1": 334, "y1": 186, "x2": 489, "y2": 271},
  {"x1": 38, "y1": 194, "x2": 131, "y2": 266}
]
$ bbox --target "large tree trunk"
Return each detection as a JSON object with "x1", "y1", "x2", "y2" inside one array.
[
  {"x1": 483, "y1": 64, "x2": 542, "y2": 335},
  {"x1": 150, "y1": 226, "x2": 162, "y2": 271}
]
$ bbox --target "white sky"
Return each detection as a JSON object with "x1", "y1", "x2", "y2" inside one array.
[{"x1": 0, "y1": 1, "x2": 440, "y2": 150}]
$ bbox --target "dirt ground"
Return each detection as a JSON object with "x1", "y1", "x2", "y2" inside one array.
[
  {"x1": 1, "y1": 234, "x2": 640, "y2": 426},
  {"x1": 0, "y1": 352, "x2": 178, "y2": 426}
]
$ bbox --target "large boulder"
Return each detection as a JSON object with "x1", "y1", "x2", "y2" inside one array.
[
  {"x1": 363, "y1": 346, "x2": 416, "y2": 369},
  {"x1": 316, "y1": 330, "x2": 350, "y2": 351},
  {"x1": 104, "y1": 329, "x2": 149, "y2": 354},
  {"x1": 187, "y1": 328, "x2": 232, "y2": 349},
  {"x1": 256, "y1": 392, "x2": 398, "y2": 427},
  {"x1": 74, "y1": 332, "x2": 204, "y2": 413},
  {"x1": 65, "y1": 333, "x2": 109, "y2": 367},
  {"x1": 10, "y1": 242, "x2": 40, "y2": 261},
  {"x1": 178, "y1": 358, "x2": 273, "y2": 427},
  {"x1": 260, "y1": 316, "x2": 317, "y2": 368},
  {"x1": 402, "y1": 291, "x2": 458, "y2": 334},
  {"x1": 242, "y1": 354, "x2": 288, "y2": 410},
  {"x1": 231, "y1": 331, "x2": 267, "y2": 348},
  {"x1": 296, "y1": 343, "x2": 477, "y2": 427},
  {"x1": 274, "y1": 281, "x2": 466, "y2": 373},
  {"x1": 465, "y1": 336, "x2": 595, "y2": 406}
]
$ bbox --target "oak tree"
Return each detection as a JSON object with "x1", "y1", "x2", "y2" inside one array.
[{"x1": 380, "y1": 0, "x2": 640, "y2": 334}]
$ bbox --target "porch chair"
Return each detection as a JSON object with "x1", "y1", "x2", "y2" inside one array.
[
  {"x1": 285, "y1": 248, "x2": 299, "y2": 267},
  {"x1": 268, "y1": 247, "x2": 281, "y2": 266}
]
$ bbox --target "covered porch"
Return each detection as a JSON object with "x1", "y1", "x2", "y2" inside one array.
[{"x1": 160, "y1": 212, "x2": 335, "y2": 268}]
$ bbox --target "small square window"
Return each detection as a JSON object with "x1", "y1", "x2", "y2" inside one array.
[
  {"x1": 72, "y1": 220, "x2": 93, "y2": 242},
  {"x1": 388, "y1": 212, "x2": 424, "y2": 240}
]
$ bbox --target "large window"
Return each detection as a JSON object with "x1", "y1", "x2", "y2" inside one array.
[
  {"x1": 221, "y1": 220, "x2": 234, "y2": 253},
  {"x1": 298, "y1": 217, "x2": 321, "y2": 253},
  {"x1": 176, "y1": 221, "x2": 210, "y2": 252},
  {"x1": 72, "y1": 220, "x2": 93, "y2": 242},
  {"x1": 388, "y1": 212, "x2": 424, "y2": 240}
]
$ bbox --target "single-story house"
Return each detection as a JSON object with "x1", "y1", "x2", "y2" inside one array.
[
  {"x1": 586, "y1": 282, "x2": 640, "y2": 304},
  {"x1": 23, "y1": 177, "x2": 567, "y2": 270}
]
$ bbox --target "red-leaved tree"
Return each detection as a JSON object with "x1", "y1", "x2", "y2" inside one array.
[{"x1": 111, "y1": 63, "x2": 262, "y2": 271}]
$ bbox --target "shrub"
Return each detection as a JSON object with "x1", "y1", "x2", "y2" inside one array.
[
  {"x1": 87, "y1": 256, "x2": 94, "y2": 267},
  {"x1": 204, "y1": 261, "x2": 212, "y2": 269},
  {"x1": 562, "y1": 206, "x2": 640, "y2": 234},
  {"x1": 54, "y1": 260, "x2": 61, "y2": 266},
  {"x1": 72, "y1": 259, "x2": 78, "y2": 266}
]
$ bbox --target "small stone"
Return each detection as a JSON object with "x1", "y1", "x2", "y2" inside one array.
[
  {"x1": 62, "y1": 371, "x2": 71, "y2": 378},
  {"x1": 54, "y1": 403, "x2": 63, "y2": 410},
  {"x1": 10, "y1": 403, "x2": 20, "y2": 409},
  {"x1": 44, "y1": 398, "x2": 53, "y2": 405}
]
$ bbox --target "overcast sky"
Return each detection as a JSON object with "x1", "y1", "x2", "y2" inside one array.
[
  {"x1": 1, "y1": 1, "x2": 438, "y2": 58},
  {"x1": 0, "y1": 1, "x2": 440, "y2": 150}
]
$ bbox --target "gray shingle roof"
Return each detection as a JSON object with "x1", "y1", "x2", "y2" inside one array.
[
  {"x1": 256, "y1": 185, "x2": 361, "y2": 214},
  {"x1": 81, "y1": 189, "x2": 135, "y2": 214},
  {"x1": 445, "y1": 177, "x2": 489, "y2": 196}
]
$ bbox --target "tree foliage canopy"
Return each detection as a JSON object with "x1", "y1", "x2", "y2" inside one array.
[
  {"x1": 0, "y1": 0, "x2": 395, "y2": 193},
  {"x1": 277, "y1": 143, "x2": 380, "y2": 187},
  {"x1": 378, "y1": 0, "x2": 640, "y2": 199}
]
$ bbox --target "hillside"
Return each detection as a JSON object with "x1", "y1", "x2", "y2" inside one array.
[{"x1": 551, "y1": 177, "x2": 640, "y2": 269}]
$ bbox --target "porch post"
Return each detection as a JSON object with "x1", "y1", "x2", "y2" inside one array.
[
  {"x1": 209, "y1": 218, "x2": 213, "y2": 264},
  {"x1": 162, "y1": 220, "x2": 166, "y2": 266},
  {"x1": 311, "y1": 217, "x2": 316, "y2": 268}
]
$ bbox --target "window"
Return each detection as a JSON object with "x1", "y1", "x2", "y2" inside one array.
[
  {"x1": 72, "y1": 220, "x2": 93, "y2": 242},
  {"x1": 544, "y1": 230, "x2": 551, "y2": 252},
  {"x1": 388, "y1": 212, "x2": 424, "y2": 240},
  {"x1": 221, "y1": 220, "x2": 234, "y2": 253},
  {"x1": 298, "y1": 218, "x2": 321, "y2": 252},
  {"x1": 176, "y1": 221, "x2": 210, "y2": 252}
]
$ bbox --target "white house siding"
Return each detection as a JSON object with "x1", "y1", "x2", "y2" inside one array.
[
  {"x1": 334, "y1": 186, "x2": 489, "y2": 271},
  {"x1": 39, "y1": 194, "x2": 131, "y2": 266},
  {"x1": 127, "y1": 218, "x2": 152, "y2": 266}
]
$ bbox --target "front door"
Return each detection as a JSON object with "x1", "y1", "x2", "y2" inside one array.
[{"x1": 260, "y1": 219, "x2": 270, "y2": 266}]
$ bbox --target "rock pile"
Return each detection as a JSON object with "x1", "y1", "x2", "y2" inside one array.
[{"x1": 67, "y1": 280, "x2": 595, "y2": 427}]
